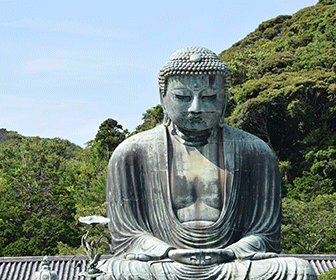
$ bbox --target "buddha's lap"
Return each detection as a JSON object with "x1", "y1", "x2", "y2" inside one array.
[{"x1": 98, "y1": 256, "x2": 317, "y2": 280}]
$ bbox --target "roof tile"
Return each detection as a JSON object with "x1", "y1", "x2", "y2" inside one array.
[{"x1": 0, "y1": 254, "x2": 335, "y2": 279}]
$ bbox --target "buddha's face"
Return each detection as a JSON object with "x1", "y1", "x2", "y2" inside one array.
[{"x1": 163, "y1": 75, "x2": 226, "y2": 132}]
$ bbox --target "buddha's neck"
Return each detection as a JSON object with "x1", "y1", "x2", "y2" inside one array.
[{"x1": 170, "y1": 124, "x2": 218, "y2": 146}]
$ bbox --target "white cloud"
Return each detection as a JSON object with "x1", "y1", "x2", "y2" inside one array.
[{"x1": 3, "y1": 19, "x2": 130, "y2": 38}]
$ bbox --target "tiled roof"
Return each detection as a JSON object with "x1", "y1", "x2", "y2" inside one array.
[
  {"x1": 0, "y1": 254, "x2": 335, "y2": 280},
  {"x1": 283, "y1": 254, "x2": 336, "y2": 276},
  {"x1": 0, "y1": 255, "x2": 113, "y2": 280}
]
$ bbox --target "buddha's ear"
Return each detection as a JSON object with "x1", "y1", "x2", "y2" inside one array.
[
  {"x1": 219, "y1": 85, "x2": 228, "y2": 128},
  {"x1": 222, "y1": 75, "x2": 230, "y2": 114},
  {"x1": 159, "y1": 90, "x2": 166, "y2": 112},
  {"x1": 219, "y1": 96, "x2": 227, "y2": 128},
  {"x1": 223, "y1": 91, "x2": 228, "y2": 112},
  {"x1": 159, "y1": 90, "x2": 171, "y2": 127}
]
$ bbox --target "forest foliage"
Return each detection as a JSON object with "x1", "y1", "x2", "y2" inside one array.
[
  {"x1": 218, "y1": 0, "x2": 336, "y2": 254},
  {"x1": 1, "y1": 0, "x2": 336, "y2": 257}
]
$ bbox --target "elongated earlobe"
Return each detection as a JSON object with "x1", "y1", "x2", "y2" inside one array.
[
  {"x1": 219, "y1": 92, "x2": 227, "y2": 128},
  {"x1": 218, "y1": 111, "x2": 225, "y2": 127},
  {"x1": 160, "y1": 91, "x2": 171, "y2": 127},
  {"x1": 163, "y1": 112, "x2": 171, "y2": 127}
]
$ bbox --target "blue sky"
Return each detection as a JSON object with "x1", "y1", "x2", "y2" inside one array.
[{"x1": 1, "y1": 0, "x2": 317, "y2": 147}]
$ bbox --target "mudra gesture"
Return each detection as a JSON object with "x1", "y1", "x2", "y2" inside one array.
[{"x1": 98, "y1": 47, "x2": 317, "y2": 279}]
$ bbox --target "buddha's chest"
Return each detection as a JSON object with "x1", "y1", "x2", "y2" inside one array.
[{"x1": 169, "y1": 141, "x2": 224, "y2": 223}]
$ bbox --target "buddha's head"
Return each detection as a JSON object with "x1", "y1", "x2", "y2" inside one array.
[{"x1": 159, "y1": 47, "x2": 231, "y2": 133}]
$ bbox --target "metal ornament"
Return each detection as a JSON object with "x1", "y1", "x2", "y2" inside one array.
[
  {"x1": 78, "y1": 216, "x2": 112, "y2": 280},
  {"x1": 33, "y1": 256, "x2": 58, "y2": 280}
]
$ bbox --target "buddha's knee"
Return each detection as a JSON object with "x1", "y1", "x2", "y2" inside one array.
[
  {"x1": 97, "y1": 258, "x2": 168, "y2": 280},
  {"x1": 249, "y1": 257, "x2": 317, "y2": 280},
  {"x1": 290, "y1": 258, "x2": 317, "y2": 278}
]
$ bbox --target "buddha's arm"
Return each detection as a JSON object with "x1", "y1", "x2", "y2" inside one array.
[
  {"x1": 124, "y1": 237, "x2": 174, "y2": 261},
  {"x1": 225, "y1": 235, "x2": 278, "y2": 260},
  {"x1": 224, "y1": 139, "x2": 282, "y2": 261},
  {"x1": 106, "y1": 141, "x2": 174, "y2": 260},
  {"x1": 166, "y1": 236, "x2": 278, "y2": 265}
]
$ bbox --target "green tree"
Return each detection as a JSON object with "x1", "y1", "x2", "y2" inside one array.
[
  {"x1": 0, "y1": 137, "x2": 81, "y2": 256},
  {"x1": 282, "y1": 194, "x2": 336, "y2": 254},
  {"x1": 58, "y1": 119, "x2": 129, "y2": 255},
  {"x1": 68, "y1": 144, "x2": 108, "y2": 218},
  {"x1": 286, "y1": 146, "x2": 336, "y2": 201},
  {"x1": 318, "y1": 268, "x2": 336, "y2": 280},
  {"x1": 0, "y1": 128, "x2": 22, "y2": 145},
  {"x1": 133, "y1": 104, "x2": 163, "y2": 134},
  {"x1": 94, "y1": 118, "x2": 129, "y2": 161},
  {"x1": 71, "y1": 118, "x2": 129, "y2": 213}
]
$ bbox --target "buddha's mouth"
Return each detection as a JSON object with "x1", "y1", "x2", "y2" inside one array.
[
  {"x1": 186, "y1": 114, "x2": 207, "y2": 121},
  {"x1": 186, "y1": 111, "x2": 216, "y2": 121},
  {"x1": 188, "y1": 116, "x2": 204, "y2": 122}
]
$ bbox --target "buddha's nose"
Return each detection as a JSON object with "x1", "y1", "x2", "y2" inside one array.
[{"x1": 188, "y1": 96, "x2": 203, "y2": 113}]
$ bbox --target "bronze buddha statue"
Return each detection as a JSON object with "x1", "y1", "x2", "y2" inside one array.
[{"x1": 98, "y1": 47, "x2": 317, "y2": 279}]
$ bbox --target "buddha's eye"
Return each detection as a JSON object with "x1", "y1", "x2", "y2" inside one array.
[
  {"x1": 174, "y1": 94, "x2": 192, "y2": 102},
  {"x1": 171, "y1": 89, "x2": 191, "y2": 102},
  {"x1": 201, "y1": 94, "x2": 217, "y2": 101}
]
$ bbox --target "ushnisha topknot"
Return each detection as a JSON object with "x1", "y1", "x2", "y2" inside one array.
[{"x1": 159, "y1": 46, "x2": 231, "y2": 97}]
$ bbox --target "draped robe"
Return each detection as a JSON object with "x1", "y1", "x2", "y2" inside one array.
[{"x1": 98, "y1": 124, "x2": 317, "y2": 280}]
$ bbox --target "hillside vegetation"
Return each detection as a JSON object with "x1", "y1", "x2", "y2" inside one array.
[
  {"x1": 0, "y1": 0, "x2": 336, "y2": 257},
  {"x1": 219, "y1": 0, "x2": 336, "y2": 254}
]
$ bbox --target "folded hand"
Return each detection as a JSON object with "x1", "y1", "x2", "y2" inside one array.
[{"x1": 168, "y1": 249, "x2": 235, "y2": 266}]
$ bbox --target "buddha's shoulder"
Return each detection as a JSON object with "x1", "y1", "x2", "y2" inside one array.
[
  {"x1": 223, "y1": 125, "x2": 259, "y2": 142},
  {"x1": 223, "y1": 125, "x2": 273, "y2": 153},
  {"x1": 111, "y1": 125, "x2": 166, "y2": 156}
]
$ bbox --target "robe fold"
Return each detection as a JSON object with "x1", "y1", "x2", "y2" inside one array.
[{"x1": 98, "y1": 125, "x2": 317, "y2": 280}]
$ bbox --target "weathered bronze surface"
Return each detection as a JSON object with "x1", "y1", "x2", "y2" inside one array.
[{"x1": 98, "y1": 47, "x2": 317, "y2": 279}]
